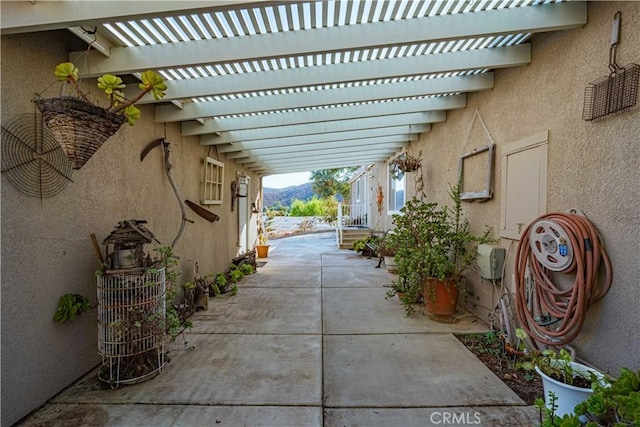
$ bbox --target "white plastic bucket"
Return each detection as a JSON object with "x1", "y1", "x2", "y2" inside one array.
[{"x1": 535, "y1": 361, "x2": 604, "y2": 417}]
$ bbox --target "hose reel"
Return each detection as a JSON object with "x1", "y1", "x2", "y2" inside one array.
[
  {"x1": 515, "y1": 211, "x2": 612, "y2": 347},
  {"x1": 528, "y1": 219, "x2": 574, "y2": 272}
]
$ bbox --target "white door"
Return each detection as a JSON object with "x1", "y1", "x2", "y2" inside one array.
[{"x1": 238, "y1": 175, "x2": 250, "y2": 253}]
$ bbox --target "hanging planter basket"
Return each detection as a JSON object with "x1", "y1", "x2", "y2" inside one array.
[
  {"x1": 34, "y1": 96, "x2": 125, "y2": 170},
  {"x1": 390, "y1": 151, "x2": 422, "y2": 180}
]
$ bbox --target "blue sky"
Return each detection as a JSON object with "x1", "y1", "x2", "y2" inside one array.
[{"x1": 263, "y1": 172, "x2": 311, "y2": 189}]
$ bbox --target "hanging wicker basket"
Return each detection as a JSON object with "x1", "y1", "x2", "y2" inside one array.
[
  {"x1": 390, "y1": 151, "x2": 422, "y2": 179},
  {"x1": 397, "y1": 155, "x2": 421, "y2": 173},
  {"x1": 33, "y1": 96, "x2": 125, "y2": 170}
]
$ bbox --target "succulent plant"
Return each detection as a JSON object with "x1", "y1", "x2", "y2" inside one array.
[{"x1": 53, "y1": 62, "x2": 167, "y2": 125}]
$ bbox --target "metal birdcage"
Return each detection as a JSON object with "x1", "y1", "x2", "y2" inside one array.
[{"x1": 97, "y1": 268, "x2": 166, "y2": 387}]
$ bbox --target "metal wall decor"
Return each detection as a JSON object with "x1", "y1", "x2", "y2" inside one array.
[
  {"x1": 583, "y1": 12, "x2": 639, "y2": 121},
  {"x1": 1, "y1": 113, "x2": 73, "y2": 199}
]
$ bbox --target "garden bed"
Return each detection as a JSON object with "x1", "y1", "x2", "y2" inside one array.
[{"x1": 456, "y1": 332, "x2": 544, "y2": 405}]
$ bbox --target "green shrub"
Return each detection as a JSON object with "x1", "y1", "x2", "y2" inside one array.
[{"x1": 289, "y1": 197, "x2": 324, "y2": 216}]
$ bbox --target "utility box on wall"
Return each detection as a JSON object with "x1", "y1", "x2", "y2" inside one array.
[{"x1": 477, "y1": 244, "x2": 506, "y2": 280}]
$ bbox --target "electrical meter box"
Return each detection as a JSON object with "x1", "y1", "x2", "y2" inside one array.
[{"x1": 477, "y1": 244, "x2": 506, "y2": 280}]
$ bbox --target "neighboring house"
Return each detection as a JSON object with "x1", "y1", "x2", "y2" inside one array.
[
  {"x1": 345, "y1": 166, "x2": 373, "y2": 228},
  {"x1": 1, "y1": 1, "x2": 639, "y2": 426}
]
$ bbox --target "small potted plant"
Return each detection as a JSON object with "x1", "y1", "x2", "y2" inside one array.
[
  {"x1": 384, "y1": 276, "x2": 415, "y2": 310},
  {"x1": 388, "y1": 182, "x2": 493, "y2": 316},
  {"x1": 352, "y1": 234, "x2": 380, "y2": 257},
  {"x1": 537, "y1": 367, "x2": 640, "y2": 426},
  {"x1": 256, "y1": 231, "x2": 270, "y2": 258},
  {"x1": 33, "y1": 62, "x2": 168, "y2": 169},
  {"x1": 515, "y1": 330, "x2": 607, "y2": 421},
  {"x1": 376, "y1": 231, "x2": 399, "y2": 273},
  {"x1": 526, "y1": 348, "x2": 606, "y2": 419}
]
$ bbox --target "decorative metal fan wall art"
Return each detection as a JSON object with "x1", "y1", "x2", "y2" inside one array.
[{"x1": 1, "y1": 113, "x2": 73, "y2": 198}]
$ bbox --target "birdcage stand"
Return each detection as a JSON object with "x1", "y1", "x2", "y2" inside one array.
[{"x1": 97, "y1": 267, "x2": 166, "y2": 388}]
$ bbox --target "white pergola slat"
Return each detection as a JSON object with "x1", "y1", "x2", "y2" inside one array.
[
  {"x1": 250, "y1": 156, "x2": 395, "y2": 174},
  {"x1": 218, "y1": 124, "x2": 430, "y2": 154},
  {"x1": 240, "y1": 147, "x2": 402, "y2": 165},
  {"x1": 0, "y1": 1, "x2": 267, "y2": 35},
  {"x1": 156, "y1": 74, "x2": 491, "y2": 121},
  {"x1": 193, "y1": 99, "x2": 458, "y2": 134},
  {"x1": 127, "y1": 45, "x2": 529, "y2": 103},
  {"x1": 227, "y1": 134, "x2": 415, "y2": 158},
  {"x1": 65, "y1": 1, "x2": 584, "y2": 76},
  {"x1": 1, "y1": 0, "x2": 588, "y2": 176},
  {"x1": 228, "y1": 134, "x2": 418, "y2": 171},
  {"x1": 246, "y1": 152, "x2": 395, "y2": 169},
  {"x1": 192, "y1": 111, "x2": 443, "y2": 142},
  {"x1": 189, "y1": 111, "x2": 447, "y2": 141}
]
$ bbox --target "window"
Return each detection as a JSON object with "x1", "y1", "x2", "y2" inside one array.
[
  {"x1": 388, "y1": 157, "x2": 406, "y2": 213},
  {"x1": 202, "y1": 157, "x2": 224, "y2": 205}
]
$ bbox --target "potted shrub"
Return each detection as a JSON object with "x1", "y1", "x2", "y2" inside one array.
[
  {"x1": 33, "y1": 62, "x2": 167, "y2": 169},
  {"x1": 389, "y1": 182, "x2": 492, "y2": 316},
  {"x1": 376, "y1": 231, "x2": 399, "y2": 273}
]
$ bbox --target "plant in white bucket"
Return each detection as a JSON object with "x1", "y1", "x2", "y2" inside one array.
[
  {"x1": 514, "y1": 329, "x2": 606, "y2": 421},
  {"x1": 535, "y1": 349, "x2": 604, "y2": 416},
  {"x1": 529, "y1": 348, "x2": 605, "y2": 419}
]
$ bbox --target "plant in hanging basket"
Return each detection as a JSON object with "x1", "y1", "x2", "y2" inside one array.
[
  {"x1": 390, "y1": 151, "x2": 422, "y2": 179},
  {"x1": 33, "y1": 62, "x2": 167, "y2": 169}
]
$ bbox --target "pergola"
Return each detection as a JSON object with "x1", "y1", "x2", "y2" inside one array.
[{"x1": 1, "y1": 0, "x2": 586, "y2": 175}]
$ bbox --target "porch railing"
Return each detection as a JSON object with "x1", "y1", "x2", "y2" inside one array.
[{"x1": 336, "y1": 203, "x2": 369, "y2": 245}]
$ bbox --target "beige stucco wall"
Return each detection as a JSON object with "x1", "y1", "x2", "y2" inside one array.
[
  {"x1": 386, "y1": 2, "x2": 638, "y2": 374},
  {"x1": 1, "y1": 31, "x2": 261, "y2": 426}
]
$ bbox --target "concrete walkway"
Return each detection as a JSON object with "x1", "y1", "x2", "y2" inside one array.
[{"x1": 20, "y1": 233, "x2": 537, "y2": 426}]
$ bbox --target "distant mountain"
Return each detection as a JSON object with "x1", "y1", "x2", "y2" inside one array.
[{"x1": 263, "y1": 182, "x2": 314, "y2": 208}]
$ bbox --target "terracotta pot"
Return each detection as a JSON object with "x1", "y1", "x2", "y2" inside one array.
[
  {"x1": 256, "y1": 245, "x2": 270, "y2": 258},
  {"x1": 422, "y1": 277, "x2": 459, "y2": 315}
]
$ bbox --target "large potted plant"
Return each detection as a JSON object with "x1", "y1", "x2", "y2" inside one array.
[
  {"x1": 33, "y1": 62, "x2": 167, "y2": 169},
  {"x1": 389, "y1": 182, "x2": 492, "y2": 316}
]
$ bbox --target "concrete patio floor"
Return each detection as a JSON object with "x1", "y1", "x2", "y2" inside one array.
[{"x1": 19, "y1": 232, "x2": 538, "y2": 426}]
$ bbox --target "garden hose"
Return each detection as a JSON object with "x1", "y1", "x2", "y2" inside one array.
[{"x1": 514, "y1": 212, "x2": 612, "y2": 347}]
